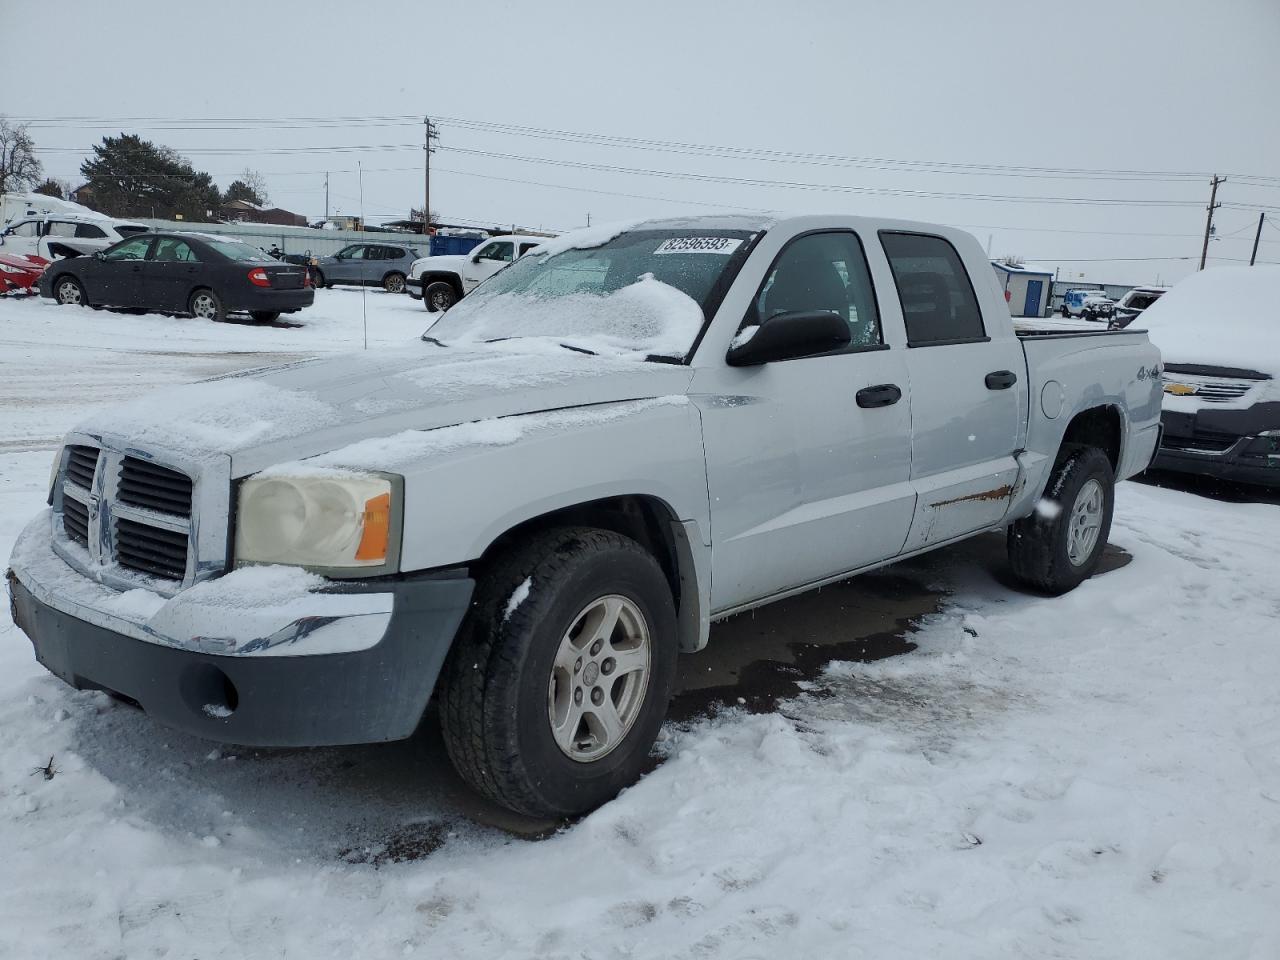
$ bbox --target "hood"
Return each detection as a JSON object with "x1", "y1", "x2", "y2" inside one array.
[
  {"x1": 412, "y1": 254, "x2": 468, "y2": 272},
  {"x1": 71, "y1": 344, "x2": 695, "y2": 476}
]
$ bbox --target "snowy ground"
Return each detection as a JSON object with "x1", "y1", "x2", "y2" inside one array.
[{"x1": 2, "y1": 290, "x2": 1280, "y2": 958}]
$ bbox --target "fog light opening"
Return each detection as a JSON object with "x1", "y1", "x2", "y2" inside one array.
[{"x1": 180, "y1": 664, "x2": 239, "y2": 720}]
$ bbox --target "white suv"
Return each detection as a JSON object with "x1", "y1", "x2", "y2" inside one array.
[
  {"x1": 0, "y1": 215, "x2": 150, "y2": 261},
  {"x1": 406, "y1": 234, "x2": 545, "y2": 311}
]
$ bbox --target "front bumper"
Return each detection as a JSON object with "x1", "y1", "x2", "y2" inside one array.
[
  {"x1": 7, "y1": 513, "x2": 474, "y2": 746},
  {"x1": 1153, "y1": 407, "x2": 1280, "y2": 487},
  {"x1": 405, "y1": 275, "x2": 424, "y2": 299}
]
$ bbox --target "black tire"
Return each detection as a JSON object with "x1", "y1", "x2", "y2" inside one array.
[
  {"x1": 1007, "y1": 445, "x2": 1115, "y2": 595},
  {"x1": 424, "y1": 280, "x2": 457, "y2": 313},
  {"x1": 53, "y1": 275, "x2": 87, "y2": 307},
  {"x1": 1059, "y1": 305, "x2": 1070, "y2": 317},
  {"x1": 439, "y1": 527, "x2": 678, "y2": 819},
  {"x1": 312, "y1": 269, "x2": 326, "y2": 288},
  {"x1": 250, "y1": 310, "x2": 281, "y2": 324},
  {"x1": 382, "y1": 272, "x2": 406, "y2": 294},
  {"x1": 188, "y1": 288, "x2": 226, "y2": 322}
]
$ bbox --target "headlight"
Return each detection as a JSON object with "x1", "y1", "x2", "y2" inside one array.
[{"x1": 234, "y1": 472, "x2": 401, "y2": 574}]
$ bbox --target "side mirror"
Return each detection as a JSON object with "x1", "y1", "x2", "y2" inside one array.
[
  {"x1": 93, "y1": 251, "x2": 103, "y2": 260},
  {"x1": 726, "y1": 310, "x2": 851, "y2": 367}
]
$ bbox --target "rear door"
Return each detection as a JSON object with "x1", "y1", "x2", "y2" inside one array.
[
  {"x1": 879, "y1": 231, "x2": 1024, "y2": 550},
  {"x1": 146, "y1": 236, "x2": 203, "y2": 310}
]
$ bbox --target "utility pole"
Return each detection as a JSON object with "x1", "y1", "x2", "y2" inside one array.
[
  {"x1": 423, "y1": 117, "x2": 439, "y2": 235},
  {"x1": 1198, "y1": 175, "x2": 1225, "y2": 271},
  {"x1": 1250, "y1": 211, "x2": 1266, "y2": 266},
  {"x1": 324, "y1": 172, "x2": 329, "y2": 223}
]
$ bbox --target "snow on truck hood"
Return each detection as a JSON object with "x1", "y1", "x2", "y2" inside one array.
[{"x1": 70, "y1": 344, "x2": 695, "y2": 476}]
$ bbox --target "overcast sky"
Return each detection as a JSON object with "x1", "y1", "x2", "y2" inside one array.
[{"x1": 5, "y1": 0, "x2": 1279, "y2": 285}]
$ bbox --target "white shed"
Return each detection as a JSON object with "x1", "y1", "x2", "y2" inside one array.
[{"x1": 991, "y1": 261, "x2": 1054, "y2": 318}]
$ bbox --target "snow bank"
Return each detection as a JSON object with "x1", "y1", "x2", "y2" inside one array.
[
  {"x1": 434, "y1": 274, "x2": 706, "y2": 359},
  {"x1": 1140, "y1": 265, "x2": 1280, "y2": 374}
]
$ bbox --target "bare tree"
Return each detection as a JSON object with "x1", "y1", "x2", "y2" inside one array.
[
  {"x1": 0, "y1": 118, "x2": 44, "y2": 194},
  {"x1": 241, "y1": 168, "x2": 269, "y2": 206}
]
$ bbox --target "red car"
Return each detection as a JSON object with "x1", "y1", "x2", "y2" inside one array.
[{"x1": 0, "y1": 253, "x2": 49, "y2": 295}]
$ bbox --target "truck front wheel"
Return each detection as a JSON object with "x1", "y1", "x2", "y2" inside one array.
[
  {"x1": 424, "y1": 280, "x2": 457, "y2": 312},
  {"x1": 1007, "y1": 444, "x2": 1115, "y2": 595},
  {"x1": 439, "y1": 527, "x2": 678, "y2": 819}
]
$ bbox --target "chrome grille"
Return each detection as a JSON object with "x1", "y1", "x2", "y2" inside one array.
[
  {"x1": 118, "y1": 456, "x2": 193, "y2": 516},
  {"x1": 62, "y1": 495, "x2": 90, "y2": 545},
  {"x1": 53, "y1": 440, "x2": 216, "y2": 588},
  {"x1": 115, "y1": 516, "x2": 189, "y2": 580},
  {"x1": 1161, "y1": 431, "x2": 1238, "y2": 454},
  {"x1": 1161, "y1": 372, "x2": 1265, "y2": 403},
  {"x1": 65, "y1": 445, "x2": 99, "y2": 490}
]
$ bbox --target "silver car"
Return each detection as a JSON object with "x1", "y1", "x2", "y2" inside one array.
[{"x1": 311, "y1": 241, "x2": 422, "y2": 293}]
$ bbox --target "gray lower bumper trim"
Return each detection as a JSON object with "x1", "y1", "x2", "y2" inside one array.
[{"x1": 9, "y1": 569, "x2": 475, "y2": 747}]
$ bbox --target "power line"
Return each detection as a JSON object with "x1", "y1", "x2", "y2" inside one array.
[{"x1": 15, "y1": 111, "x2": 1280, "y2": 186}]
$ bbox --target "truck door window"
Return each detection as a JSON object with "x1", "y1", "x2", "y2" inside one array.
[
  {"x1": 751, "y1": 231, "x2": 882, "y2": 347},
  {"x1": 47, "y1": 221, "x2": 77, "y2": 237},
  {"x1": 476, "y1": 241, "x2": 515, "y2": 262},
  {"x1": 880, "y1": 232, "x2": 986, "y2": 346},
  {"x1": 519, "y1": 242, "x2": 540, "y2": 256},
  {"x1": 7, "y1": 221, "x2": 38, "y2": 238}
]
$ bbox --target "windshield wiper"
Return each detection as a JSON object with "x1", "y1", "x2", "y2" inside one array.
[
  {"x1": 558, "y1": 342, "x2": 597, "y2": 356},
  {"x1": 420, "y1": 335, "x2": 448, "y2": 347}
]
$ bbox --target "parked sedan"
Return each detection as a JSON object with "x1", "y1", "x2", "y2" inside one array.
[
  {"x1": 38, "y1": 232, "x2": 314, "y2": 322},
  {"x1": 310, "y1": 242, "x2": 422, "y2": 292}
]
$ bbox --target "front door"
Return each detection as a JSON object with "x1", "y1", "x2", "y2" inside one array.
[
  {"x1": 463, "y1": 239, "x2": 515, "y2": 290},
  {"x1": 92, "y1": 235, "x2": 155, "y2": 305},
  {"x1": 1023, "y1": 279, "x2": 1043, "y2": 318},
  {"x1": 879, "y1": 231, "x2": 1023, "y2": 550},
  {"x1": 329, "y1": 244, "x2": 364, "y2": 283},
  {"x1": 695, "y1": 230, "x2": 916, "y2": 613}
]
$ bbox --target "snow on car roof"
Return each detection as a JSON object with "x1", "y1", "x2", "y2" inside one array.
[
  {"x1": 992, "y1": 261, "x2": 1054, "y2": 275},
  {"x1": 1139, "y1": 265, "x2": 1280, "y2": 375}
]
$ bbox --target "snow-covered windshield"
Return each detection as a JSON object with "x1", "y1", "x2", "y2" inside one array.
[{"x1": 424, "y1": 228, "x2": 756, "y2": 360}]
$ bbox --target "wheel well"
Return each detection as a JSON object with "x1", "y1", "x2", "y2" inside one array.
[
  {"x1": 478, "y1": 495, "x2": 682, "y2": 606},
  {"x1": 421, "y1": 272, "x2": 463, "y2": 298},
  {"x1": 383, "y1": 270, "x2": 405, "y2": 281},
  {"x1": 1061, "y1": 405, "x2": 1121, "y2": 471}
]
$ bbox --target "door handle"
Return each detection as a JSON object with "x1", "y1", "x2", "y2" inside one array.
[
  {"x1": 985, "y1": 370, "x2": 1018, "y2": 390},
  {"x1": 856, "y1": 383, "x2": 902, "y2": 408}
]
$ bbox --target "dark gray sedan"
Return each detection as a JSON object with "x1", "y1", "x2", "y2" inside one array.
[
  {"x1": 38, "y1": 232, "x2": 314, "y2": 323},
  {"x1": 310, "y1": 241, "x2": 422, "y2": 292}
]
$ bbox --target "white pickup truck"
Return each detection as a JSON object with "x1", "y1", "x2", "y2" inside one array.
[
  {"x1": 405, "y1": 234, "x2": 545, "y2": 311},
  {"x1": 8, "y1": 214, "x2": 1163, "y2": 819}
]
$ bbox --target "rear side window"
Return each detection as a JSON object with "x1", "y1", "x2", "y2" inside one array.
[
  {"x1": 880, "y1": 232, "x2": 986, "y2": 345},
  {"x1": 75, "y1": 223, "x2": 108, "y2": 239},
  {"x1": 114, "y1": 225, "x2": 149, "y2": 237},
  {"x1": 47, "y1": 221, "x2": 77, "y2": 237},
  {"x1": 387, "y1": 247, "x2": 405, "y2": 259},
  {"x1": 519, "y1": 242, "x2": 540, "y2": 256}
]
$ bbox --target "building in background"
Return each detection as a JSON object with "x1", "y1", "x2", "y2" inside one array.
[
  {"x1": 991, "y1": 260, "x2": 1054, "y2": 318},
  {"x1": 220, "y1": 199, "x2": 307, "y2": 227}
]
